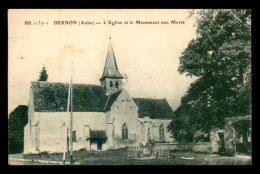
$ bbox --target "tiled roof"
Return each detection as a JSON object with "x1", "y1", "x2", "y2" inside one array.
[
  {"x1": 31, "y1": 81, "x2": 108, "y2": 112},
  {"x1": 133, "y1": 98, "x2": 175, "y2": 119},
  {"x1": 103, "y1": 90, "x2": 123, "y2": 111},
  {"x1": 31, "y1": 81, "x2": 175, "y2": 119},
  {"x1": 90, "y1": 130, "x2": 107, "y2": 139}
]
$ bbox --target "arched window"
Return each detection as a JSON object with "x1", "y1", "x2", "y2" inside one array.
[
  {"x1": 122, "y1": 123, "x2": 128, "y2": 139},
  {"x1": 115, "y1": 81, "x2": 119, "y2": 88},
  {"x1": 110, "y1": 81, "x2": 113, "y2": 87},
  {"x1": 72, "y1": 131, "x2": 77, "y2": 142},
  {"x1": 159, "y1": 124, "x2": 164, "y2": 141}
]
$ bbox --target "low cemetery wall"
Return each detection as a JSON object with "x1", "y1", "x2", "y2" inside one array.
[
  {"x1": 154, "y1": 142, "x2": 211, "y2": 153},
  {"x1": 126, "y1": 142, "x2": 211, "y2": 158}
]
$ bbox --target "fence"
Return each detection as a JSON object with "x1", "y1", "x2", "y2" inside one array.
[
  {"x1": 126, "y1": 146, "x2": 170, "y2": 159},
  {"x1": 127, "y1": 146, "x2": 141, "y2": 158},
  {"x1": 126, "y1": 142, "x2": 211, "y2": 158}
]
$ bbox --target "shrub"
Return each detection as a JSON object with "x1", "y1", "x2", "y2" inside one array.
[
  {"x1": 79, "y1": 148, "x2": 86, "y2": 151},
  {"x1": 8, "y1": 105, "x2": 28, "y2": 154}
]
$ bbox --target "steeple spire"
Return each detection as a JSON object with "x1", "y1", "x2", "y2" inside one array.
[{"x1": 100, "y1": 38, "x2": 123, "y2": 80}]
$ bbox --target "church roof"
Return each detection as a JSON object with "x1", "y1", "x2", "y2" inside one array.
[
  {"x1": 31, "y1": 81, "x2": 108, "y2": 112},
  {"x1": 133, "y1": 98, "x2": 175, "y2": 119},
  {"x1": 31, "y1": 81, "x2": 175, "y2": 119},
  {"x1": 103, "y1": 90, "x2": 123, "y2": 111},
  {"x1": 100, "y1": 42, "x2": 123, "y2": 80}
]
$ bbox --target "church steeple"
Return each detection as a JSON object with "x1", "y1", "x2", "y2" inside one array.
[
  {"x1": 100, "y1": 38, "x2": 123, "y2": 80},
  {"x1": 100, "y1": 38, "x2": 124, "y2": 95}
]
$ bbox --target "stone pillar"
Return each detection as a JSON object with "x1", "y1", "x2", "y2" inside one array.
[
  {"x1": 143, "y1": 123, "x2": 148, "y2": 144},
  {"x1": 248, "y1": 128, "x2": 252, "y2": 143},
  {"x1": 210, "y1": 130, "x2": 220, "y2": 153},
  {"x1": 142, "y1": 117, "x2": 152, "y2": 145},
  {"x1": 224, "y1": 121, "x2": 236, "y2": 154},
  {"x1": 210, "y1": 129, "x2": 224, "y2": 153}
]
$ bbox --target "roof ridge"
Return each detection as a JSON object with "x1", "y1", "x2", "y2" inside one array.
[
  {"x1": 103, "y1": 90, "x2": 123, "y2": 111},
  {"x1": 103, "y1": 95, "x2": 111, "y2": 111},
  {"x1": 133, "y1": 97, "x2": 165, "y2": 100},
  {"x1": 31, "y1": 81, "x2": 102, "y2": 87}
]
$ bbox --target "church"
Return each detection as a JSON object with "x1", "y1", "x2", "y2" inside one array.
[{"x1": 24, "y1": 41, "x2": 175, "y2": 154}]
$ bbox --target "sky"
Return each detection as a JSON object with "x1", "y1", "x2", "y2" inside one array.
[{"x1": 8, "y1": 9, "x2": 198, "y2": 114}]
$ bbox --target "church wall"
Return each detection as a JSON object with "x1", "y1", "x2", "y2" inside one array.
[
  {"x1": 23, "y1": 123, "x2": 30, "y2": 154},
  {"x1": 150, "y1": 119, "x2": 173, "y2": 142},
  {"x1": 104, "y1": 111, "x2": 111, "y2": 130},
  {"x1": 26, "y1": 87, "x2": 41, "y2": 153},
  {"x1": 110, "y1": 90, "x2": 140, "y2": 148},
  {"x1": 38, "y1": 112, "x2": 106, "y2": 153},
  {"x1": 24, "y1": 88, "x2": 34, "y2": 154},
  {"x1": 104, "y1": 110, "x2": 116, "y2": 149},
  {"x1": 28, "y1": 88, "x2": 35, "y2": 123}
]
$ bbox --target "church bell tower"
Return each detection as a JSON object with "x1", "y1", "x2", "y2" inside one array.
[{"x1": 100, "y1": 38, "x2": 124, "y2": 95}]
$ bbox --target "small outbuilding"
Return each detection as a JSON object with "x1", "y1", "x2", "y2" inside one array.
[
  {"x1": 89, "y1": 130, "x2": 108, "y2": 151},
  {"x1": 210, "y1": 115, "x2": 251, "y2": 154}
]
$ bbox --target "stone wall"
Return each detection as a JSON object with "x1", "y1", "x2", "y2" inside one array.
[
  {"x1": 154, "y1": 142, "x2": 211, "y2": 153},
  {"x1": 23, "y1": 123, "x2": 30, "y2": 154},
  {"x1": 109, "y1": 90, "x2": 140, "y2": 148},
  {"x1": 192, "y1": 142, "x2": 211, "y2": 153},
  {"x1": 101, "y1": 78, "x2": 123, "y2": 95}
]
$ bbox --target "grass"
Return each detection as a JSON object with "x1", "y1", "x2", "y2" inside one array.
[{"x1": 9, "y1": 149, "x2": 252, "y2": 165}]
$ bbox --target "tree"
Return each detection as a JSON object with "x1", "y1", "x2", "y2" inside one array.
[
  {"x1": 8, "y1": 105, "x2": 28, "y2": 154},
  {"x1": 38, "y1": 65, "x2": 48, "y2": 81},
  {"x1": 167, "y1": 113, "x2": 193, "y2": 143},
  {"x1": 168, "y1": 9, "x2": 251, "y2": 140}
]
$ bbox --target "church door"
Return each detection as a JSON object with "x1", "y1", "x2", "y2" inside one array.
[
  {"x1": 97, "y1": 141, "x2": 102, "y2": 150},
  {"x1": 218, "y1": 132, "x2": 225, "y2": 153}
]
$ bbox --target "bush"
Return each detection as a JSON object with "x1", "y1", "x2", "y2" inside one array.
[
  {"x1": 79, "y1": 148, "x2": 86, "y2": 151},
  {"x1": 8, "y1": 105, "x2": 28, "y2": 154},
  {"x1": 193, "y1": 131, "x2": 210, "y2": 142},
  {"x1": 167, "y1": 117, "x2": 193, "y2": 143}
]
